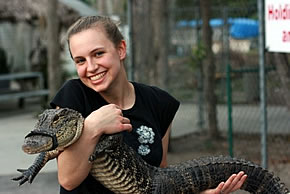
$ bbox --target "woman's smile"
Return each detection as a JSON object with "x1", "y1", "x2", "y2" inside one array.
[{"x1": 90, "y1": 72, "x2": 106, "y2": 81}]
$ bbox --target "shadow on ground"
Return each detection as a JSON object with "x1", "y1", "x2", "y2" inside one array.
[{"x1": 0, "y1": 172, "x2": 58, "y2": 194}]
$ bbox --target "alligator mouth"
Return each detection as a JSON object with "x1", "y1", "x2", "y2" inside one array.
[{"x1": 22, "y1": 130, "x2": 58, "y2": 154}]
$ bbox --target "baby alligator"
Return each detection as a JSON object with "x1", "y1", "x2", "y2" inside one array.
[{"x1": 12, "y1": 108, "x2": 290, "y2": 193}]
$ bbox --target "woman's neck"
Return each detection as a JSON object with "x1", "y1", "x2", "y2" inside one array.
[{"x1": 100, "y1": 77, "x2": 135, "y2": 110}]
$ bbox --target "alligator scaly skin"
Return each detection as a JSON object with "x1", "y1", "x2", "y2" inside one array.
[
  {"x1": 13, "y1": 108, "x2": 290, "y2": 194},
  {"x1": 90, "y1": 134, "x2": 289, "y2": 194}
]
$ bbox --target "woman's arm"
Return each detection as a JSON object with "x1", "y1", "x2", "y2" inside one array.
[
  {"x1": 160, "y1": 124, "x2": 171, "y2": 168},
  {"x1": 57, "y1": 104, "x2": 132, "y2": 190},
  {"x1": 57, "y1": 123, "x2": 100, "y2": 190}
]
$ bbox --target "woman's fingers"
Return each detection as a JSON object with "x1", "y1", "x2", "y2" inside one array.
[
  {"x1": 108, "y1": 104, "x2": 132, "y2": 132},
  {"x1": 230, "y1": 172, "x2": 248, "y2": 191},
  {"x1": 200, "y1": 171, "x2": 248, "y2": 194},
  {"x1": 221, "y1": 171, "x2": 247, "y2": 193},
  {"x1": 121, "y1": 117, "x2": 132, "y2": 131},
  {"x1": 85, "y1": 104, "x2": 133, "y2": 135},
  {"x1": 122, "y1": 117, "x2": 130, "y2": 123}
]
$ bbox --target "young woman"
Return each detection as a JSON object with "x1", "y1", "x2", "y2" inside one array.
[{"x1": 50, "y1": 16, "x2": 247, "y2": 194}]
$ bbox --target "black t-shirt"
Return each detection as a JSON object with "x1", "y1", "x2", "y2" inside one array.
[{"x1": 50, "y1": 79, "x2": 180, "y2": 194}]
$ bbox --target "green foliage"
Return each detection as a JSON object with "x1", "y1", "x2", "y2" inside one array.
[{"x1": 189, "y1": 43, "x2": 206, "y2": 71}]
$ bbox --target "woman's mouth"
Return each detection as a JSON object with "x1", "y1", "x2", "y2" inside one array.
[{"x1": 90, "y1": 72, "x2": 106, "y2": 81}]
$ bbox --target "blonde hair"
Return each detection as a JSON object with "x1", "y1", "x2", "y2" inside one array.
[{"x1": 66, "y1": 16, "x2": 124, "y2": 49}]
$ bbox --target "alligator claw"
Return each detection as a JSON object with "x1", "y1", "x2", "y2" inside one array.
[
  {"x1": 12, "y1": 152, "x2": 50, "y2": 186},
  {"x1": 12, "y1": 168, "x2": 36, "y2": 186}
]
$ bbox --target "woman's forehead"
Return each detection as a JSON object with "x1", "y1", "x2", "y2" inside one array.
[{"x1": 69, "y1": 28, "x2": 114, "y2": 56}]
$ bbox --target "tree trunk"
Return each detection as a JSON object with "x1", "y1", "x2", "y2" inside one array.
[
  {"x1": 45, "y1": 0, "x2": 61, "y2": 100},
  {"x1": 97, "y1": 0, "x2": 110, "y2": 15},
  {"x1": 132, "y1": 0, "x2": 169, "y2": 88},
  {"x1": 132, "y1": 0, "x2": 153, "y2": 84},
  {"x1": 273, "y1": 53, "x2": 290, "y2": 110},
  {"x1": 151, "y1": 0, "x2": 169, "y2": 89},
  {"x1": 200, "y1": 0, "x2": 219, "y2": 138}
]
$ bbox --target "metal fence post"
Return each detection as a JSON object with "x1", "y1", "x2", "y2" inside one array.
[
  {"x1": 127, "y1": 0, "x2": 134, "y2": 81},
  {"x1": 226, "y1": 64, "x2": 234, "y2": 157},
  {"x1": 258, "y1": 0, "x2": 268, "y2": 169},
  {"x1": 195, "y1": 7, "x2": 204, "y2": 130},
  {"x1": 223, "y1": 7, "x2": 233, "y2": 157}
]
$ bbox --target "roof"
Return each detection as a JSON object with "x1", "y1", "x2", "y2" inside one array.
[
  {"x1": 177, "y1": 18, "x2": 259, "y2": 39},
  {"x1": 59, "y1": 0, "x2": 98, "y2": 16},
  {"x1": 0, "y1": 0, "x2": 97, "y2": 26}
]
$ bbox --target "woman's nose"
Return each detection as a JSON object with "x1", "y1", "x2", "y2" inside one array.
[{"x1": 87, "y1": 58, "x2": 98, "y2": 71}]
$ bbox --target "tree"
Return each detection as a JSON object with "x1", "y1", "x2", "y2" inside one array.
[
  {"x1": 132, "y1": 0, "x2": 153, "y2": 84},
  {"x1": 132, "y1": 0, "x2": 169, "y2": 88},
  {"x1": 272, "y1": 53, "x2": 290, "y2": 110},
  {"x1": 45, "y1": 0, "x2": 62, "y2": 100},
  {"x1": 151, "y1": 0, "x2": 169, "y2": 89},
  {"x1": 86, "y1": 0, "x2": 126, "y2": 16},
  {"x1": 200, "y1": 0, "x2": 220, "y2": 138}
]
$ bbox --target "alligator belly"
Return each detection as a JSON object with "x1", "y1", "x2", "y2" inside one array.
[{"x1": 90, "y1": 153, "x2": 143, "y2": 194}]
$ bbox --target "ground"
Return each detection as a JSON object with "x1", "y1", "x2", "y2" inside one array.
[{"x1": 167, "y1": 131, "x2": 290, "y2": 192}]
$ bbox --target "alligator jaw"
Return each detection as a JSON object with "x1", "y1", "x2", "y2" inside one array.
[
  {"x1": 21, "y1": 108, "x2": 84, "y2": 155},
  {"x1": 22, "y1": 135, "x2": 54, "y2": 154}
]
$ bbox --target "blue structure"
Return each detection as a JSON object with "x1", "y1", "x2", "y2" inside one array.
[{"x1": 177, "y1": 18, "x2": 259, "y2": 39}]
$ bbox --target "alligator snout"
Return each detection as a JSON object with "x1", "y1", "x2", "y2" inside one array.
[{"x1": 22, "y1": 135, "x2": 54, "y2": 154}]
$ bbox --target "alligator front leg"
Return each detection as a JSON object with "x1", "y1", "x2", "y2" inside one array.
[{"x1": 12, "y1": 149, "x2": 60, "y2": 186}]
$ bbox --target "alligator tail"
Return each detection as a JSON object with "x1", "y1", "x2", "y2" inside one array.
[{"x1": 153, "y1": 155, "x2": 289, "y2": 194}]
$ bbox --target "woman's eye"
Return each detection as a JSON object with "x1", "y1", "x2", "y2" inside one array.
[
  {"x1": 95, "y1": 51, "x2": 104, "y2": 57},
  {"x1": 74, "y1": 58, "x2": 85, "y2": 65}
]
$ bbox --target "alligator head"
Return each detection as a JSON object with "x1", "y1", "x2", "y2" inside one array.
[{"x1": 22, "y1": 108, "x2": 84, "y2": 154}]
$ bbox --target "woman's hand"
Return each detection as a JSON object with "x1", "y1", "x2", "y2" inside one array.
[
  {"x1": 85, "y1": 104, "x2": 132, "y2": 137},
  {"x1": 200, "y1": 171, "x2": 247, "y2": 194}
]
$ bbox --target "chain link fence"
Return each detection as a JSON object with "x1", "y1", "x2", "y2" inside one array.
[{"x1": 167, "y1": 4, "x2": 290, "y2": 187}]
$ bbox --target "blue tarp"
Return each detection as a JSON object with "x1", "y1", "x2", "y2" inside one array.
[{"x1": 176, "y1": 18, "x2": 259, "y2": 39}]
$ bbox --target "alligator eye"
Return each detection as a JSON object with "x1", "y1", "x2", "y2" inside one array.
[{"x1": 53, "y1": 115, "x2": 59, "y2": 122}]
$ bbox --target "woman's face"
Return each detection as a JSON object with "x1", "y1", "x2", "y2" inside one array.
[{"x1": 69, "y1": 28, "x2": 126, "y2": 93}]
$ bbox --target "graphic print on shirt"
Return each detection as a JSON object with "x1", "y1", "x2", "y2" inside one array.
[{"x1": 136, "y1": 125, "x2": 155, "y2": 156}]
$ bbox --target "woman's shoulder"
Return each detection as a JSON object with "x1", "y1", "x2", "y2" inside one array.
[
  {"x1": 133, "y1": 82, "x2": 178, "y2": 104},
  {"x1": 58, "y1": 79, "x2": 94, "y2": 95},
  {"x1": 62, "y1": 78, "x2": 84, "y2": 88},
  {"x1": 50, "y1": 79, "x2": 89, "y2": 111},
  {"x1": 133, "y1": 82, "x2": 169, "y2": 98}
]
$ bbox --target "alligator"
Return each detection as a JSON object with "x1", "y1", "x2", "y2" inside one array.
[{"x1": 12, "y1": 108, "x2": 290, "y2": 194}]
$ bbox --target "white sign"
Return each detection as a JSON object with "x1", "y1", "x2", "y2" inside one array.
[{"x1": 265, "y1": 0, "x2": 290, "y2": 53}]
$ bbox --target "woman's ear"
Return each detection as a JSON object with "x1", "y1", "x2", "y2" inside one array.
[{"x1": 118, "y1": 40, "x2": 127, "y2": 60}]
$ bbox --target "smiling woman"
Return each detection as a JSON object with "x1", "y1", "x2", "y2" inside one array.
[
  {"x1": 48, "y1": 16, "x2": 246, "y2": 194},
  {"x1": 69, "y1": 26, "x2": 126, "y2": 94}
]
